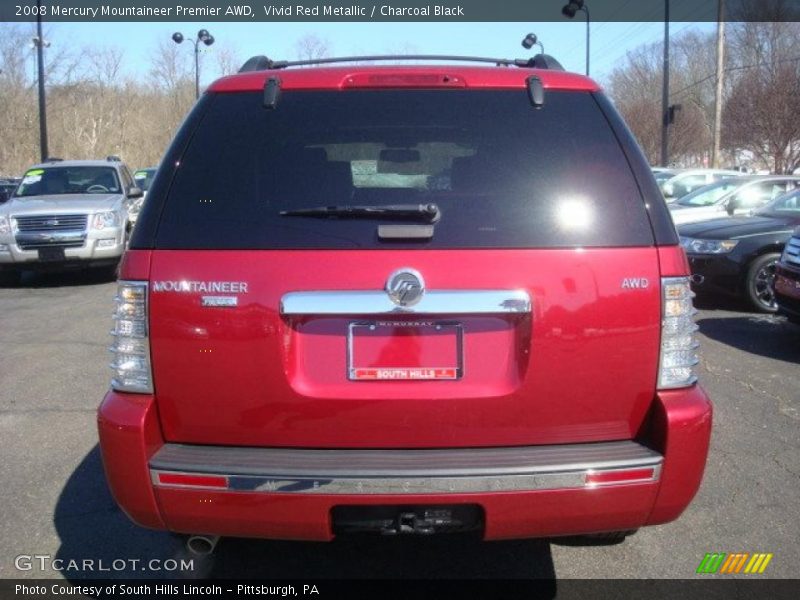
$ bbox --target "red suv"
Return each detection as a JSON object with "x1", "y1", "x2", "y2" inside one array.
[{"x1": 98, "y1": 54, "x2": 712, "y2": 546}]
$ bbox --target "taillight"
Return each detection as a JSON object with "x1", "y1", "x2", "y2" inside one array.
[
  {"x1": 110, "y1": 281, "x2": 152, "y2": 393},
  {"x1": 658, "y1": 277, "x2": 699, "y2": 389}
]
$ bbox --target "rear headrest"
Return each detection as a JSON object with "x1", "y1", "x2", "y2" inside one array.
[
  {"x1": 450, "y1": 156, "x2": 476, "y2": 191},
  {"x1": 450, "y1": 151, "x2": 517, "y2": 193},
  {"x1": 272, "y1": 158, "x2": 353, "y2": 202},
  {"x1": 378, "y1": 149, "x2": 423, "y2": 175},
  {"x1": 281, "y1": 146, "x2": 329, "y2": 167},
  {"x1": 316, "y1": 161, "x2": 353, "y2": 200}
]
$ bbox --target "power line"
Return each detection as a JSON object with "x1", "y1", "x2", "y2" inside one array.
[
  {"x1": 670, "y1": 55, "x2": 800, "y2": 100},
  {"x1": 562, "y1": 0, "x2": 641, "y2": 58},
  {"x1": 598, "y1": 5, "x2": 717, "y2": 72},
  {"x1": 591, "y1": 22, "x2": 653, "y2": 61}
]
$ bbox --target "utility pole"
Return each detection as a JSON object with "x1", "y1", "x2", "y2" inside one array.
[
  {"x1": 584, "y1": 4, "x2": 590, "y2": 77},
  {"x1": 711, "y1": 0, "x2": 726, "y2": 169},
  {"x1": 35, "y1": 0, "x2": 48, "y2": 161},
  {"x1": 660, "y1": 0, "x2": 670, "y2": 167},
  {"x1": 194, "y1": 42, "x2": 200, "y2": 100}
]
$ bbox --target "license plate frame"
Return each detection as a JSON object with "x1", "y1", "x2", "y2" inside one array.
[
  {"x1": 37, "y1": 247, "x2": 66, "y2": 262},
  {"x1": 347, "y1": 320, "x2": 464, "y2": 382}
]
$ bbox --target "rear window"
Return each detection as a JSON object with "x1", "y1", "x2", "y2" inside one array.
[{"x1": 154, "y1": 90, "x2": 653, "y2": 249}]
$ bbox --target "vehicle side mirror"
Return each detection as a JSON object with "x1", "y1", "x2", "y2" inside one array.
[
  {"x1": 127, "y1": 186, "x2": 144, "y2": 199},
  {"x1": 725, "y1": 196, "x2": 739, "y2": 216}
]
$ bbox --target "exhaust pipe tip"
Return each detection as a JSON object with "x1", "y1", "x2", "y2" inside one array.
[{"x1": 186, "y1": 535, "x2": 220, "y2": 556}]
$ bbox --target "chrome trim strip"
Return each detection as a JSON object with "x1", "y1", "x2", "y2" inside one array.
[
  {"x1": 150, "y1": 441, "x2": 661, "y2": 477},
  {"x1": 732, "y1": 229, "x2": 794, "y2": 240},
  {"x1": 280, "y1": 290, "x2": 531, "y2": 315},
  {"x1": 151, "y1": 463, "x2": 660, "y2": 495},
  {"x1": 149, "y1": 441, "x2": 662, "y2": 495}
]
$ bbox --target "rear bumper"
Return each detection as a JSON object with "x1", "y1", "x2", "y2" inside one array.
[{"x1": 97, "y1": 386, "x2": 712, "y2": 541}]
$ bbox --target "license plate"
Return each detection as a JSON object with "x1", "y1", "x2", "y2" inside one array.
[
  {"x1": 38, "y1": 247, "x2": 65, "y2": 262},
  {"x1": 348, "y1": 321, "x2": 463, "y2": 381}
]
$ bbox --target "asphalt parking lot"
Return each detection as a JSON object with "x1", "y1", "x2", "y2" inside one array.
[{"x1": 0, "y1": 272, "x2": 797, "y2": 581}]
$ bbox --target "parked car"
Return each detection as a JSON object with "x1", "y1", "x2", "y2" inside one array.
[
  {"x1": 0, "y1": 184, "x2": 16, "y2": 204},
  {"x1": 98, "y1": 55, "x2": 711, "y2": 547},
  {"x1": 133, "y1": 167, "x2": 157, "y2": 194},
  {"x1": 660, "y1": 169, "x2": 743, "y2": 202},
  {"x1": 679, "y1": 187, "x2": 800, "y2": 312},
  {"x1": 670, "y1": 176, "x2": 800, "y2": 226},
  {"x1": 651, "y1": 167, "x2": 681, "y2": 187},
  {"x1": 130, "y1": 167, "x2": 157, "y2": 225},
  {"x1": 774, "y1": 226, "x2": 800, "y2": 324},
  {"x1": 0, "y1": 158, "x2": 142, "y2": 284},
  {"x1": 0, "y1": 178, "x2": 20, "y2": 203}
]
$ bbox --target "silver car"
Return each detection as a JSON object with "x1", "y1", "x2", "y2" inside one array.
[
  {"x1": 0, "y1": 158, "x2": 142, "y2": 284},
  {"x1": 660, "y1": 168, "x2": 744, "y2": 201},
  {"x1": 130, "y1": 167, "x2": 158, "y2": 225},
  {"x1": 670, "y1": 176, "x2": 800, "y2": 226}
]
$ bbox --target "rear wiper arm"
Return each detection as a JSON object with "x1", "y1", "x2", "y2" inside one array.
[{"x1": 280, "y1": 203, "x2": 440, "y2": 222}]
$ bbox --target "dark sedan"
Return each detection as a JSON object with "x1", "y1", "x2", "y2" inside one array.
[{"x1": 678, "y1": 188, "x2": 800, "y2": 312}]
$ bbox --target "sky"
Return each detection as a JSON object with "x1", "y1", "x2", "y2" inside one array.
[{"x1": 23, "y1": 20, "x2": 716, "y2": 88}]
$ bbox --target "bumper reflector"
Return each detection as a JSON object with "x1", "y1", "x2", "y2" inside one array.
[
  {"x1": 157, "y1": 472, "x2": 228, "y2": 489},
  {"x1": 585, "y1": 467, "x2": 657, "y2": 487}
]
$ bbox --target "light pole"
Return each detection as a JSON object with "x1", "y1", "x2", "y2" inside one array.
[
  {"x1": 711, "y1": 0, "x2": 725, "y2": 168},
  {"x1": 562, "y1": 1, "x2": 590, "y2": 76},
  {"x1": 660, "y1": 0, "x2": 670, "y2": 167},
  {"x1": 33, "y1": 0, "x2": 49, "y2": 161},
  {"x1": 172, "y1": 29, "x2": 215, "y2": 99}
]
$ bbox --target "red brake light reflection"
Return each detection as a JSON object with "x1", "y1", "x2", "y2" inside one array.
[
  {"x1": 341, "y1": 73, "x2": 466, "y2": 88},
  {"x1": 585, "y1": 468, "x2": 656, "y2": 487},
  {"x1": 157, "y1": 472, "x2": 228, "y2": 488}
]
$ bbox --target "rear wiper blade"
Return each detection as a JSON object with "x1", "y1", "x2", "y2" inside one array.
[{"x1": 280, "y1": 203, "x2": 440, "y2": 222}]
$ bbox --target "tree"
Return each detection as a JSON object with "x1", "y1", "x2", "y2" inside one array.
[
  {"x1": 607, "y1": 31, "x2": 715, "y2": 166},
  {"x1": 214, "y1": 46, "x2": 241, "y2": 77},
  {"x1": 294, "y1": 34, "x2": 330, "y2": 62},
  {"x1": 0, "y1": 24, "x2": 38, "y2": 174},
  {"x1": 722, "y1": 20, "x2": 800, "y2": 173}
]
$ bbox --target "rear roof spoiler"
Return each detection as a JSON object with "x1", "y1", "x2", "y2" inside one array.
[{"x1": 238, "y1": 54, "x2": 565, "y2": 73}]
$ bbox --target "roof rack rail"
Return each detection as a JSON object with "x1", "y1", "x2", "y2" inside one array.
[
  {"x1": 238, "y1": 54, "x2": 565, "y2": 73},
  {"x1": 44, "y1": 157, "x2": 63, "y2": 162},
  {"x1": 106, "y1": 155, "x2": 122, "y2": 162}
]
